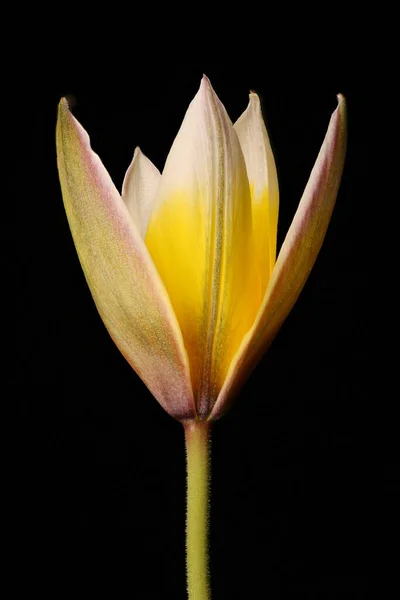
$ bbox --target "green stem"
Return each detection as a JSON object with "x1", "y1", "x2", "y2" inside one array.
[{"x1": 184, "y1": 421, "x2": 211, "y2": 600}]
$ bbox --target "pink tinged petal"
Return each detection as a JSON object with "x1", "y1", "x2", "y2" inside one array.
[
  {"x1": 56, "y1": 99, "x2": 195, "y2": 421},
  {"x1": 145, "y1": 76, "x2": 261, "y2": 419},
  {"x1": 234, "y1": 92, "x2": 279, "y2": 291},
  {"x1": 211, "y1": 95, "x2": 347, "y2": 420},
  {"x1": 122, "y1": 147, "x2": 160, "y2": 238}
]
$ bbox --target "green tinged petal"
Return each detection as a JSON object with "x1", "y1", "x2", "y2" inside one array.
[{"x1": 56, "y1": 99, "x2": 195, "y2": 420}]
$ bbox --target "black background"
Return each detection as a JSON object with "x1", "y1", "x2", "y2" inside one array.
[{"x1": 14, "y1": 44, "x2": 388, "y2": 599}]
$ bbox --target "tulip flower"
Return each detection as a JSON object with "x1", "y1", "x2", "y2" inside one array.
[{"x1": 56, "y1": 76, "x2": 346, "y2": 599}]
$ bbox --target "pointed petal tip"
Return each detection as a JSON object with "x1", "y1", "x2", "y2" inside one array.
[
  {"x1": 59, "y1": 95, "x2": 79, "y2": 112},
  {"x1": 199, "y1": 74, "x2": 212, "y2": 96},
  {"x1": 248, "y1": 91, "x2": 261, "y2": 111},
  {"x1": 59, "y1": 97, "x2": 69, "y2": 111},
  {"x1": 194, "y1": 75, "x2": 219, "y2": 109},
  {"x1": 333, "y1": 94, "x2": 347, "y2": 136},
  {"x1": 335, "y1": 93, "x2": 346, "y2": 118}
]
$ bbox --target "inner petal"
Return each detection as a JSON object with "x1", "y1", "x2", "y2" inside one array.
[
  {"x1": 145, "y1": 77, "x2": 261, "y2": 417},
  {"x1": 234, "y1": 93, "x2": 279, "y2": 297}
]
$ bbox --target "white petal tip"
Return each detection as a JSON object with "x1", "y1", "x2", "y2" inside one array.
[
  {"x1": 248, "y1": 92, "x2": 261, "y2": 112},
  {"x1": 194, "y1": 75, "x2": 217, "y2": 108},
  {"x1": 199, "y1": 75, "x2": 216, "y2": 98}
]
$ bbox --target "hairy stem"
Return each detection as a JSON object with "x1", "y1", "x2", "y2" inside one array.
[{"x1": 184, "y1": 421, "x2": 211, "y2": 600}]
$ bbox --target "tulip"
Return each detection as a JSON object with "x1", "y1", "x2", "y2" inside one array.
[{"x1": 56, "y1": 76, "x2": 346, "y2": 599}]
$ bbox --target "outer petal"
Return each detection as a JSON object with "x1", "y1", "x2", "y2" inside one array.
[
  {"x1": 122, "y1": 147, "x2": 160, "y2": 238},
  {"x1": 234, "y1": 92, "x2": 279, "y2": 293},
  {"x1": 145, "y1": 77, "x2": 261, "y2": 418},
  {"x1": 211, "y1": 95, "x2": 347, "y2": 420},
  {"x1": 56, "y1": 99, "x2": 195, "y2": 420}
]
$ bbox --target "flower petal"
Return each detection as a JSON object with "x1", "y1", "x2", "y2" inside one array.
[
  {"x1": 122, "y1": 147, "x2": 160, "y2": 238},
  {"x1": 211, "y1": 94, "x2": 347, "y2": 420},
  {"x1": 56, "y1": 99, "x2": 194, "y2": 420},
  {"x1": 145, "y1": 77, "x2": 261, "y2": 418},
  {"x1": 234, "y1": 92, "x2": 279, "y2": 293}
]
